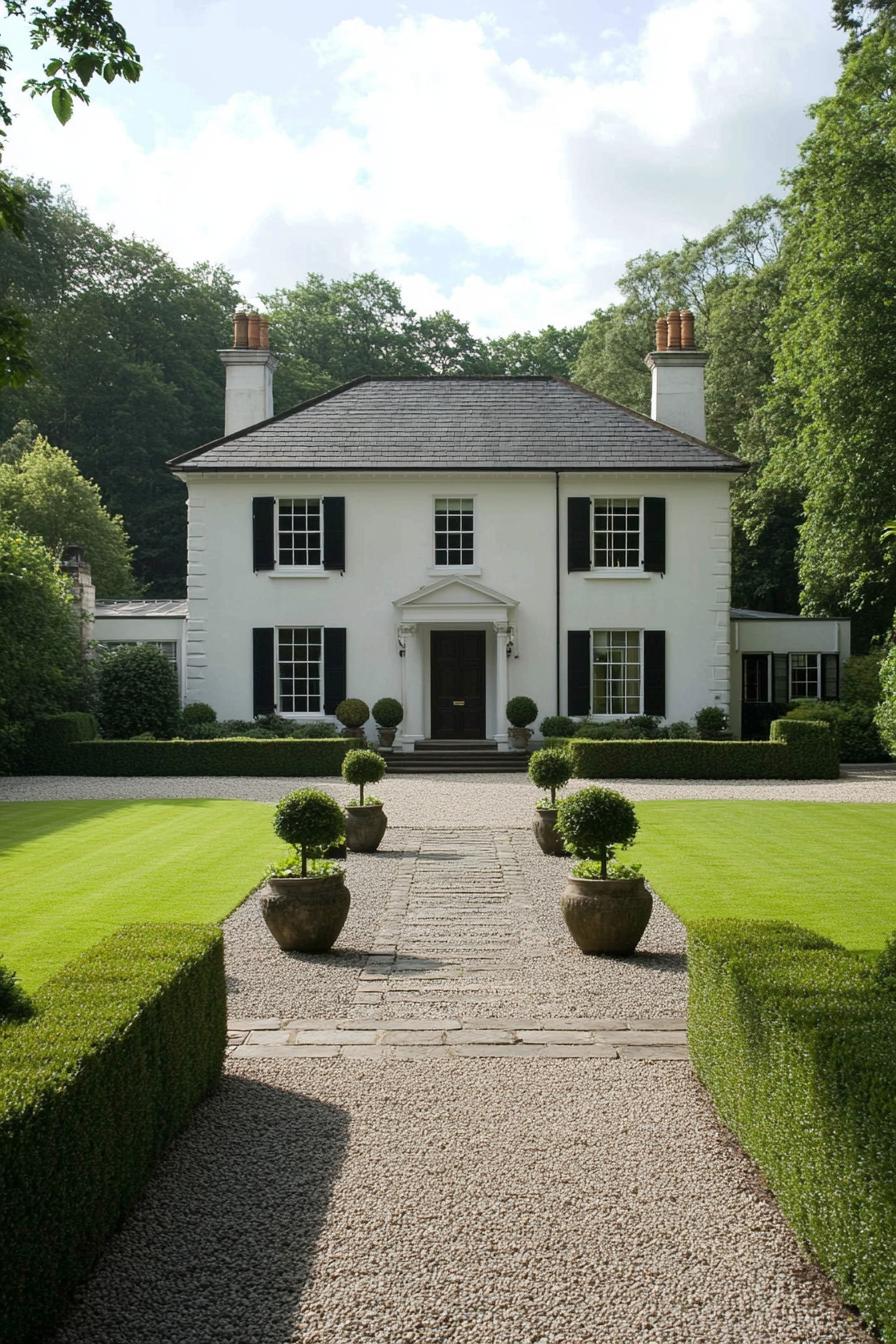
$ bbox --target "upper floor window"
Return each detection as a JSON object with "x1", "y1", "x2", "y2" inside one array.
[
  {"x1": 593, "y1": 497, "x2": 641, "y2": 570},
  {"x1": 434, "y1": 497, "x2": 474, "y2": 568},
  {"x1": 278, "y1": 498, "x2": 322, "y2": 568},
  {"x1": 593, "y1": 629, "x2": 642, "y2": 715}
]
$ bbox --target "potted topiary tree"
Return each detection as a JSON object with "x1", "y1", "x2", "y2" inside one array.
[
  {"x1": 506, "y1": 696, "x2": 538, "y2": 750},
  {"x1": 335, "y1": 698, "x2": 370, "y2": 739},
  {"x1": 260, "y1": 788, "x2": 350, "y2": 953},
  {"x1": 554, "y1": 786, "x2": 651, "y2": 955},
  {"x1": 342, "y1": 748, "x2": 388, "y2": 852},
  {"x1": 528, "y1": 748, "x2": 572, "y2": 856},
  {"x1": 372, "y1": 697, "x2": 403, "y2": 749}
]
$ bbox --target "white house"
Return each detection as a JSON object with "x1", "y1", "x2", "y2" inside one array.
[
  {"x1": 94, "y1": 308, "x2": 849, "y2": 748},
  {"x1": 168, "y1": 310, "x2": 737, "y2": 749}
]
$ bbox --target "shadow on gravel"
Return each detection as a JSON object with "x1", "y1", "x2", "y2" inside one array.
[{"x1": 54, "y1": 1075, "x2": 349, "y2": 1344}]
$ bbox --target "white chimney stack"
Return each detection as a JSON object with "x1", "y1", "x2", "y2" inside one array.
[
  {"x1": 644, "y1": 308, "x2": 708, "y2": 440},
  {"x1": 219, "y1": 310, "x2": 276, "y2": 436}
]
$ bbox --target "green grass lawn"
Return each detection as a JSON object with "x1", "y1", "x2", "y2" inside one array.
[
  {"x1": 2, "y1": 799, "x2": 895, "y2": 991},
  {"x1": 630, "y1": 801, "x2": 896, "y2": 952},
  {"x1": 0, "y1": 800, "x2": 276, "y2": 989}
]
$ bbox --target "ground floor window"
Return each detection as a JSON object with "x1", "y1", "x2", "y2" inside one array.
[
  {"x1": 592, "y1": 629, "x2": 641, "y2": 715},
  {"x1": 742, "y1": 653, "x2": 771, "y2": 703},
  {"x1": 97, "y1": 639, "x2": 178, "y2": 667},
  {"x1": 277, "y1": 627, "x2": 323, "y2": 713},
  {"x1": 789, "y1": 653, "x2": 821, "y2": 700}
]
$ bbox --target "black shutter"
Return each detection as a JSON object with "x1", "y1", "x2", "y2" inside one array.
[
  {"x1": 643, "y1": 630, "x2": 666, "y2": 716},
  {"x1": 822, "y1": 653, "x2": 840, "y2": 700},
  {"x1": 252, "y1": 497, "x2": 275, "y2": 572},
  {"x1": 252, "y1": 628, "x2": 275, "y2": 715},
  {"x1": 773, "y1": 654, "x2": 789, "y2": 704},
  {"x1": 642, "y1": 497, "x2": 666, "y2": 573},
  {"x1": 567, "y1": 630, "x2": 591, "y2": 715},
  {"x1": 323, "y1": 497, "x2": 345, "y2": 571},
  {"x1": 323, "y1": 628, "x2": 347, "y2": 714},
  {"x1": 567, "y1": 498, "x2": 591, "y2": 572}
]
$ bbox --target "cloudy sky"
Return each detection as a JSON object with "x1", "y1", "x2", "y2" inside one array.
[{"x1": 3, "y1": 1, "x2": 842, "y2": 335}]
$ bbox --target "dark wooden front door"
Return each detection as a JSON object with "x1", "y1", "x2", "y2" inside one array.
[{"x1": 431, "y1": 631, "x2": 486, "y2": 739}]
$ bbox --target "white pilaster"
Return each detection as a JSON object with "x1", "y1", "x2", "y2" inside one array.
[
  {"x1": 398, "y1": 623, "x2": 423, "y2": 751},
  {"x1": 494, "y1": 623, "x2": 512, "y2": 750}
]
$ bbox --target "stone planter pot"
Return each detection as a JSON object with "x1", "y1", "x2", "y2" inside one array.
[
  {"x1": 377, "y1": 726, "x2": 397, "y2": 749},
  {"x1": 532, "y1": 806, "x2": 568, "y2": 856},
  {"x1": 340, "y1": 725, "x2": 365, "y2": 740},
  {"x1": 560, "y1": 876, "x2": 652, "y2": 955},
  {"x1": 345, "y1": 803, "x2": 388, "y2": 853},
  {"x1": 260, "y1": 872, "x2": 350, "y2": 953},
  {"x1": 508, "y1": 725, "x2": 532, "y2": 750}
]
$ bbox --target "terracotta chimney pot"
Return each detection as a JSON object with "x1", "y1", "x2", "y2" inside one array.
[
  {"x1": 655, "y1": 316, "x2": 668, "y2": 351},
  {"x1": 680, "y1": 309, "x2": 695, "y2": 349},
  {"x1": 246, "y1": 312, "x2": 261, "y2": 350},
  {"x1": 666, "y1": 308, "x2": 681, "y2": 350},
  {"x1": 232, "y1": 311, "x2": 249, "y2": 349},
  {"x1": 258, "y1": 316, "x2": 270, "y2": 350}
]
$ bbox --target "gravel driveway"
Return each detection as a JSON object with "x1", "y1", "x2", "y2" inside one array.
[
  {"x1": 54, "y1": 1058, "x2": 869, "y2": 1344},
  {"x1": 5, "y1": 762, "x2": 896, "y2": 825}
]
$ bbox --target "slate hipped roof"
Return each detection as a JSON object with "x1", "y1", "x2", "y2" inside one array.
[{"x1": 168, "y1": 375, "x2": 746, "y2": 474}]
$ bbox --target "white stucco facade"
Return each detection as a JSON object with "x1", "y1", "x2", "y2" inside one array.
[{"x1": 175, "y1": 467, "x2": 738, "y2": 744}]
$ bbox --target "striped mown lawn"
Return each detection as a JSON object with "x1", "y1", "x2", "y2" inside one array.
[{"x1": 0, "y1": 800, "x2": 275, "y2": 989}]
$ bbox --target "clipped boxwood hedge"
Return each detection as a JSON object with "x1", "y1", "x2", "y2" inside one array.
[
  {"x1": 0, "y1": 923, "x2": 225, "y2": 1344},
  {"x1": 689, "y1": 920, "x2": 896, "y2": 1341},
  {"x1": 61, "y1": 736, "x2": 354, "y2": 776},
  {"x1": 20, "y1": 711, "x2": 97, "y2": 772},
  {"x1": 544, "y1": 719, "x2": 837, "y2": 780}
]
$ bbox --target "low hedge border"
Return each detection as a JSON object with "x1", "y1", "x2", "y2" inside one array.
[
  {"x1": 0, "y1": 923, "x2": 225, "y2": 1344},
  {"x1": 544, "y1": 719, "x2": 838, "y2": 780},
  {"x1": 689, "y1": 920, "x2": 896, "y2": 1341},
  {"x1": 20, "y1": 711, "x2": 98, "y2": 773},
  {"x1": 56, "y1": 737, "x2": 354, "y2": 776}
]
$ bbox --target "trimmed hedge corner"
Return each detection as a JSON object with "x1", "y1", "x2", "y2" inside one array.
[
  {"x1": 689, "y1": 920, "x2": 896, "y2": 1342},
  {"x1": 21, "y1": 711, "x2": 97, "y2": 772},
  {"x1": 0, "y1": 923, "x2": 225, "y2": 1344},
  {"x1": 547, "y1": 719, "x2": 838, "y2": 780},
  {"x1": 61, "y1": 736, "x2": 354, "y2": 776}
]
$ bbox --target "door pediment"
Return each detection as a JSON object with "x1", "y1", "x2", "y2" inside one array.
[{"x1": 393, "y1": 576, "x2": 518, "y2": 622}]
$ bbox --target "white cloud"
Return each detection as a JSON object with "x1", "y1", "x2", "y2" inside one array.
[{"x1": 3, "y1": 1, "x2": 840, "y2": 335}]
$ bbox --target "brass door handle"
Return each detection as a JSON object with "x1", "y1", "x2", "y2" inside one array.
[{"x1": 452, "y1": 700, "x2": 465, "y2": 706}]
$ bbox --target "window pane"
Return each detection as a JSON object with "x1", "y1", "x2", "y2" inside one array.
[
  {"x1": 433, "y1": 497, "x2": 474, "y2": 566},
  {"x1": 592, "y1": 497, "x2": 640, "y2": 569},
  {"x1": 277, "y1": 498, "x2": 322, "y2": 568},
  {"x1": 277, "y1": 626, "x2": 323, "y2": 713},
  {"x1": 591, "y1": 629, "x2": 641, "y2": 715},
  {"x1": 789, "y1": 653, "x2": 820, "y2": 700}
]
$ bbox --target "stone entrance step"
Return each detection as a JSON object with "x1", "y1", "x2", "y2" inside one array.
[{"x1": 385, "y1": 742, "x2": 531, "y2": 773}]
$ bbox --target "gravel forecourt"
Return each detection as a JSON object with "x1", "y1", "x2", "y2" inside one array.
[{"x1": 22, "y1": 772, "x2": 878, "y2": 1343}]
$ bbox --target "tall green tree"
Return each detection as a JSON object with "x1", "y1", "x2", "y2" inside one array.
[
  {"x1": 755, "y1": 22, "x2": 896, "y2": 642},
  {"x1": 0, "y1": 178, "x2": 241, "y2": 593},
  {"x1": 0, "y1": 421, "x2": 135, "y2": 594},
  {"x1": 486, "y1": 324, "x2": 586, "y2": 378},
  {"x1": 0, "y1": 1, "x2": 141, "y2": 385},
  {"x1": 0, "y1": 522, "x2": 81, "y2": 769}
]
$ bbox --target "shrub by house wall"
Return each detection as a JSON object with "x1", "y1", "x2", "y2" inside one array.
[
  {"x1": 0, "y1": 924, "x2": 225, "y2": 1344},
  {"x1": 59, "y1": 737, "x2": 354, "y2": 776},
  {"x1": 20, "y1": 711, "x2": 97, "y2": 772},
  {"x1": 688, "y1": 920, "x2": 896, "y2": 1342},
  {"x1": 546, "y1": 719, "x2": 838, "y2": 780}
]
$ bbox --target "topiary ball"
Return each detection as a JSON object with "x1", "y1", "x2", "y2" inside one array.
[
  {"x1": 528, "y1": 748, "x2": 572, "y2": 793},
  {"x1": 335, "y1": 698, "x2": 370, "y2": 728},
  {"x1": 273, "y1": 788, "x2": 345, "y2": 852},
  {"x1": 342, "y1": 748, "x2": 386, "y2": 788},
  {"x1": 555, "y1": 786, "x2": 639, "y2": 861},
  {"x1": 181, "y1": 701, "x2": 217, "y2": 725},
  {"x1": 372, "y1": 697, "x2": 403, "y2": 729},
  {"x1": 506, "y1": 696, "x2": 538, "y2": 728},
  {"x1": 540, "y1": 714, "x2": 575, "y2": 739}
]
